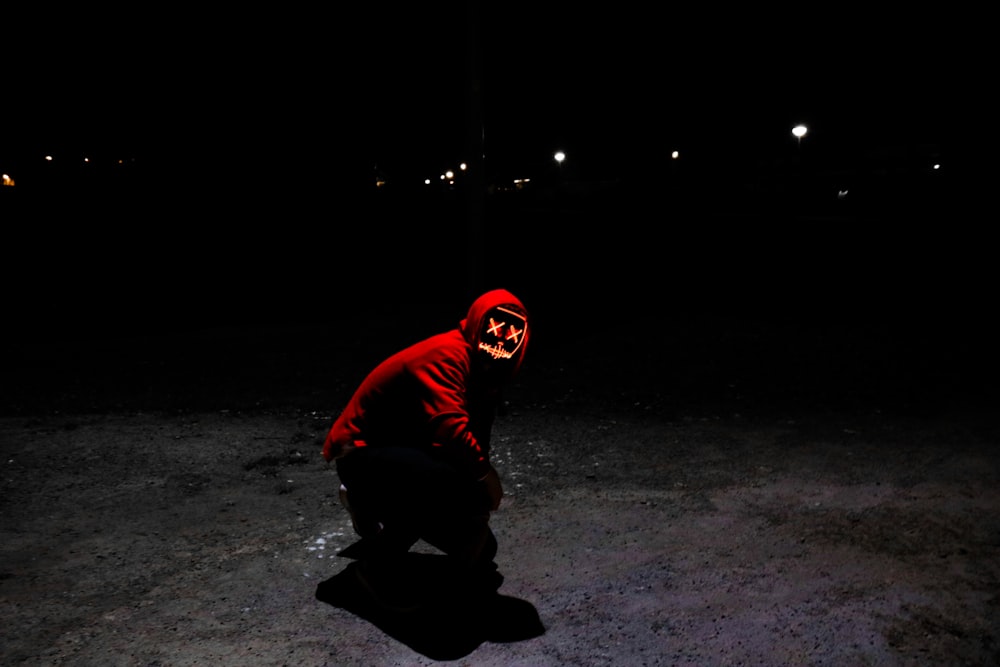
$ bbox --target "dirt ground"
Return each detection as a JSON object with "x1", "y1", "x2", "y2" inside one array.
[{"x1": 2, "y1": 303, "x2": 999, "y2": 666}]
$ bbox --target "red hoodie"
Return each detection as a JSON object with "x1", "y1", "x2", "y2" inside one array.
[{"x1": 322, "y1": 289, "x2": 529, "y2": 479}]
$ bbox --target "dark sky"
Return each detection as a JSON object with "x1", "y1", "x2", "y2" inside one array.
[
  {"x1": 3, "y1": 4, "x2": 979, "y2": 190},
  {"x1": 353, "y1": 3, "x2": 975, "y2": 184},
  {"x1": 1, "y1": 3, "x2": 994, "y2": 359}
]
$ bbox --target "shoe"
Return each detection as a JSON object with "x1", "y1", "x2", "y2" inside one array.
[
  {"x1": 465, "y1": 562, "x2": 504, "y2": 598},
  {"x1": 438, "y1": 561, "x2": 504, "y2": 603},
  {"x1": 477, "y1": 566, "x2": 504, "y2": 593}
]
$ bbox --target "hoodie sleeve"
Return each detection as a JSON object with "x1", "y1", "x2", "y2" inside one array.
[
  {"x1": 322, "y1": 405, "x2": 360, "y2": 462},
  {"x1": 411, "y1": 352, "x2": 493, "y2": 479}
]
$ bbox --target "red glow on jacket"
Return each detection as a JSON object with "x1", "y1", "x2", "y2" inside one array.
[{"x1": 322, "y1": 289, "x2": 529, "y2": 479}]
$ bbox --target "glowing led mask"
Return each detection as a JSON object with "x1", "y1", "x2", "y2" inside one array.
[{"x1": 478, "y1": 306, "x2": 527, "y2": 362}]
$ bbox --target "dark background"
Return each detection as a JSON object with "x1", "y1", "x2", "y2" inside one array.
[{"x1": 2, "y1": 3, "x2": 993, "y2": 414}]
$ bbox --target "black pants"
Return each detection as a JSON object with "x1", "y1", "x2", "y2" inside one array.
[{"x1": 336, "y1": 446, "x2": 497, "y2": 569}]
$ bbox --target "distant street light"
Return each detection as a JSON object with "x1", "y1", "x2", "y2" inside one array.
[
  {"x1": 554, "y1": 151, "x2": 566, "y2": 164},
  {"x1": 792, "y1": 124, "x2": 808, "y2": 147}
]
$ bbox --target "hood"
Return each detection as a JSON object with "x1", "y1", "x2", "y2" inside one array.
[{"x1": 460, "y1": 288, "x2": 530, "y2": 377}]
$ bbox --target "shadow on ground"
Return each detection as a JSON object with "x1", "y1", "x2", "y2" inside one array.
[{"x1": 315, "y1": 550, "x2": 545, "y2": 660}]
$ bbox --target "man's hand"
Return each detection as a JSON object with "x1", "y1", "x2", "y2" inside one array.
[{"x1": 480, "y1": 466, "x2": 503, "y2": 511}]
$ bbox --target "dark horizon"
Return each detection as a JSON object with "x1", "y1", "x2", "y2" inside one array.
[
  {"x1": 3, "y1": 2, "x2": 988, "y2": 349},
  {"x1": 4, "y1": 3, "x2": 977, "y2": 179}
]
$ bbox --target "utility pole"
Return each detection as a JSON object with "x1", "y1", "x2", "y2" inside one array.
[{"x1": 465, "y1": 0, "x2": 485, "y2": 300}]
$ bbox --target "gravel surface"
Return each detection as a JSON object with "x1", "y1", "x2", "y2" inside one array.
[{"x1": 2, "y1": 305, "x2": 998, "y2": 665}]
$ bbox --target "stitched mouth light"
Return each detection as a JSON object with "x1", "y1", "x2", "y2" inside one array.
[{"x1": 478, "y1": 306, "x2": 527, "y2": 361}]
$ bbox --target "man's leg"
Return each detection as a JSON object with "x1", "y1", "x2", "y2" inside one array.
[
  {"x1": 416, "y1": 464, "x2": 503, "y2": 595},
  {"x1": 421, "y1": 516, "x2": 503, "y2": 595},
  {"x1": 336, "y1": 447, "x2": 425, "y2": 557},
  {"x1": 335, "y1": 448, "x2": 435, "y2": 611},
  {"x1": 337, "y1": 447, "x2": 502, "y2": 592}
]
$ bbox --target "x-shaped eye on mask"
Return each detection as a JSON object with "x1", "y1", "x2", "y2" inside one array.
[{"x1": 479, "y1": 307, "x2": 527, "y2": 360}]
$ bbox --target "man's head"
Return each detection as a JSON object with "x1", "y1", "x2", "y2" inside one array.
[
  {"x1": 477, "y1": 304, "x2": 528, "y2": 373},
  {"x1": 461, "y1": 289, "x2": 530, "y2": 382}
]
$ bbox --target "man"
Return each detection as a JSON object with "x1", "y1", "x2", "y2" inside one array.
[{"x1": 322, "y1": 288, "x2": 530, "y2": 607}]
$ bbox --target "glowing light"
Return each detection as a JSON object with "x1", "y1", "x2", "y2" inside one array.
[
  {"x1": 484, "y1": 318, "x2": 524, "y2": 344},
  {"x1": 45, "y1": 155, "x2": 53, "y2": 161},
  {"x1": 554, "y1": 151, "x2": 565, "y2": 164},
  {"x1": 459, "y1": 163, "x2": 467, "y2": 171},
  {"x1": 671, "y1": 151, "x2": 680, "y2": 159},
  {"x1": 445, "y1": 170, "x2": 454, "y2": 179},
  {"x1": 479, "y1": 341, "x2": 516, "y2": 360},
  {"x1": 479, "y1": 306, "x2": 527, "y2": 360},
  {"x1": 792, "y1": 125, "x2": 808, "y2": 149}
]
